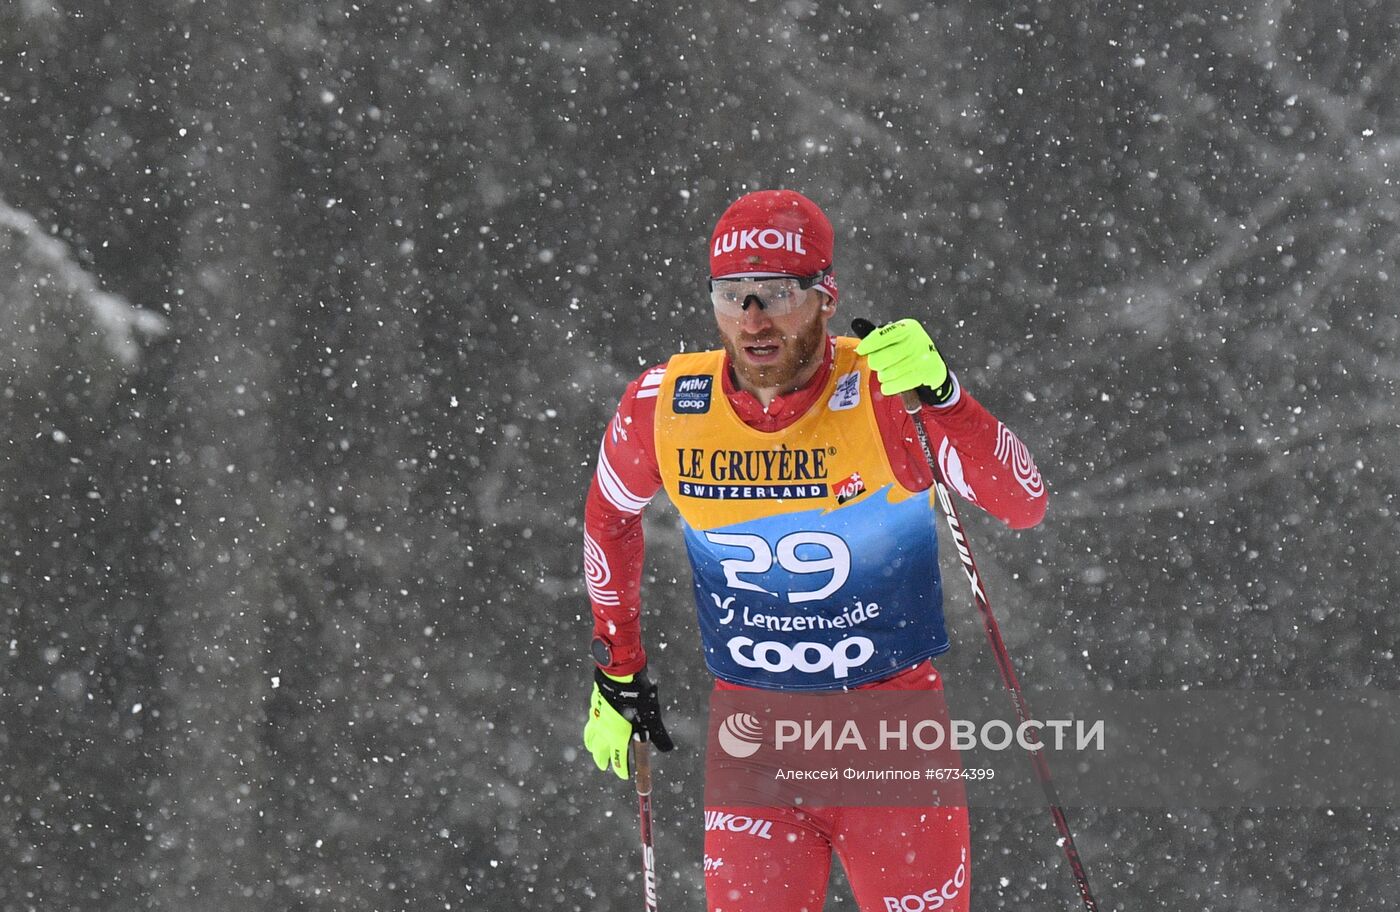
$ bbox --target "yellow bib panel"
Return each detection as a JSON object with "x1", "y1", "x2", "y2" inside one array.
[{"x1": 654, "y1": 337, "x2": 949, "y2": 690}]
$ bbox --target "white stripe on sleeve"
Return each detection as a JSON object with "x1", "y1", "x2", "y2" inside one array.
[{"x1": 595, "y1": 444, "x2": 652, "y2": 515}]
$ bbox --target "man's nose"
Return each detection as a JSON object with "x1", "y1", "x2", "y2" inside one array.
[{"x1": 739, "y1": 296, "x2": 773, "y2": 332}]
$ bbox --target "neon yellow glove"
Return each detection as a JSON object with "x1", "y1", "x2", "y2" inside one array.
[
  {"x1": 853, "y1": 318, "x2": 954, "y2": 403},
  {"x1": 584, "y1": 667, "x2": 674, "y2": 780}
]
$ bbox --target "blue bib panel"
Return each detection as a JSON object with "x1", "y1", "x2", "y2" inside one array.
[{"x1": 683, "y1": 484, "x2": 948, "y2": 690}]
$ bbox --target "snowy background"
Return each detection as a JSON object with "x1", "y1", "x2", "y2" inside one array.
[{"x1": 2, "y1": 1, "x2": 1398, "y2": 909}]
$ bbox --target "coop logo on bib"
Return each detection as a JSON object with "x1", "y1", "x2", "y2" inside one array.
[{"x1": 727, "y1": 634, "x2": 875, "y2": 680}]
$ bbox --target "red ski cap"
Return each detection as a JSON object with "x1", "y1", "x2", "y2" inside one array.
[{"x1": 709, "y1": 189, "x2": 838, "y2": 301}]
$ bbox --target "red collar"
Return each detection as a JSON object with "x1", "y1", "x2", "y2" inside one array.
[{"x1": 719, "y1": 336, "x2": 836, "y2": 432}]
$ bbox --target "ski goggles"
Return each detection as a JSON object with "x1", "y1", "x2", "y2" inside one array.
[{"x1": 708, "y1": 271, "x2": 830, "y2": 319}]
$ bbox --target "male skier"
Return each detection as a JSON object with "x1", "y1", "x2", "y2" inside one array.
[{"x1": 583, "y1": 189, "x2": 1047, "y2": 911}]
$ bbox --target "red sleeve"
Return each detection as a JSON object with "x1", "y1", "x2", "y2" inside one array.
[
  {"x1": 874, "y1": 375, "x2": 1048, "y2": 530},
  {"x1": 583, "y1": 364, "x2": 666, "y2": 676}
]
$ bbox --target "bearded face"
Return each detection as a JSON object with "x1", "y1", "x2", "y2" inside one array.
[{"x1": 716, "y1": 291, "x2": 832, "y2": 395}]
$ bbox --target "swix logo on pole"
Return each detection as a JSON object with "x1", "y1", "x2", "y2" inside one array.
[
  {"x1": 936, "y1": 483, "x2": 987, "y2": 604},
  {"x1": 642, "y1": 844, "x2": 656, "y2": 907},
  {"x1": 712, "y1": 227, "x2": 809, "y2": 257}
]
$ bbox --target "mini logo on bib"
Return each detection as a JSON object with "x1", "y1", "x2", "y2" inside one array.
[
  {"x1": 673, "y1": 375, "x2": 713, "y2": 414},
  {"x1": 828, "y1": 371, "x2": 861, "y2": 411}
]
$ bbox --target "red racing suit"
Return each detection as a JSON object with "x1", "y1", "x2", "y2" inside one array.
[{"x1": 584, "y1": 335, "x2": 1047, "y2": 911}]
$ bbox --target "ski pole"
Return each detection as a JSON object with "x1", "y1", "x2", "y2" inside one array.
[
  {"x1": 633, "y1": 738, "x2": 659, "y2": 912},
  {"x1": 852, "y1": 318, "x2": 1103, "y2": 912}
]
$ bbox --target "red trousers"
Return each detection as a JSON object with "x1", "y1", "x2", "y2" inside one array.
[{"x1": 704, "y1": 662, "x2": 971, "y2": 912}]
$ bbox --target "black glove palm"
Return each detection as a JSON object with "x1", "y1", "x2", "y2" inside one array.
[{"x1": 594, "y1": 666, "x2": 675, "y2": 752}]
